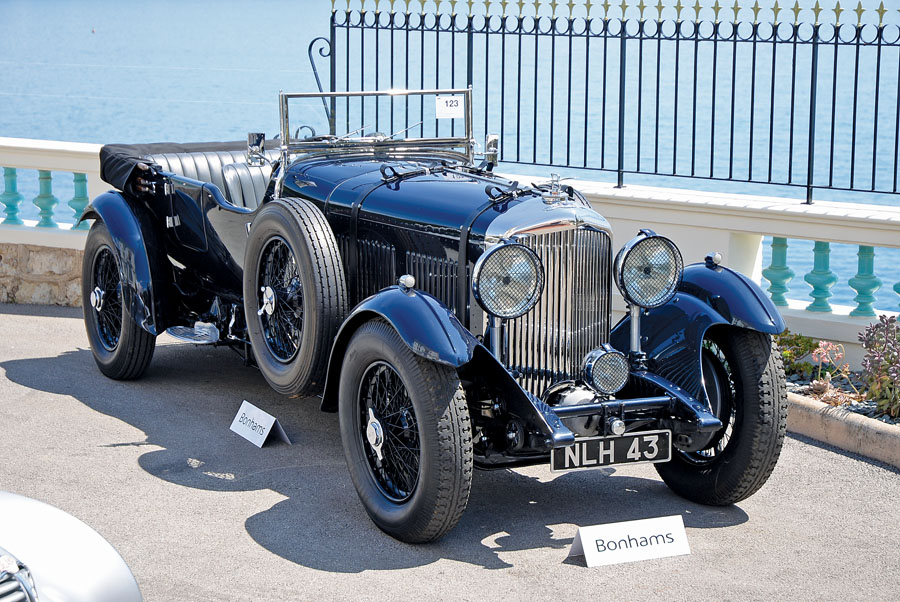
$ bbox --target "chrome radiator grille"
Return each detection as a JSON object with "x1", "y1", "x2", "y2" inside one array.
[{"x1": 506, "y1": 227, "x2": 612, "y2": 397}]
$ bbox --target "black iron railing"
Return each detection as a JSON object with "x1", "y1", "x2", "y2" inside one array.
[{"x1": 315, "y1": 1, "x2": 900, "y2": 203}]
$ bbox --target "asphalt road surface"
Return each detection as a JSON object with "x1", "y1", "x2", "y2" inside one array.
[{"x1": 1, "y1": 304, "x2": 898, "y2": 601}]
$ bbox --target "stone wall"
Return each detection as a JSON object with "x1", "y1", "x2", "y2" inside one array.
[{"x1": 0, "y1": 243, "x2": 83, "y2": 306}]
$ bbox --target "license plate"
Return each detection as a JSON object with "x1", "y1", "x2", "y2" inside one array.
[{"x1": 550, "y1": 430, "x2": 672, "y2": 472}]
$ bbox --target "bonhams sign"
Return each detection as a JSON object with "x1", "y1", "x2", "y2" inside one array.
[{"x1": 567, "y1": 515, "x2": 691, "y2": 568}]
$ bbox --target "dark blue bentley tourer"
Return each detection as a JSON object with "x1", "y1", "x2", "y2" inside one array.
[{"x1": 81, "y1": 88, "x2": 787, "y2": 543}]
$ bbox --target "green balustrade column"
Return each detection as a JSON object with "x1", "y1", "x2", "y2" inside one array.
[
  {"x1": 804, "y1": 241, "x2": 838, "y2": 312},
  {"x1": 1, "y1": 167, "x2": 24, "y2": 225},
  {"x1": 762, "y1": 237, "x2": 794, "y2": 306},
  {"x1": 32, "y1": 170, "x2": 59, "y2": 228},
  {"x1": 69, "y1": 173, "x2": 89, "y2": 229},
  {"x1": 848, "y1": 246, "x2": 881, "y2": 317}
]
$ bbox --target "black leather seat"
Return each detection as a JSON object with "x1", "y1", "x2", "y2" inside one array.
[{"x1": 147, "y1": 150, "x2": 278, "y2": 209}]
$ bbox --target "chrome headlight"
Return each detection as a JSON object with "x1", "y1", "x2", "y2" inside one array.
[
  {"x1": 614, "y1": 230, "x2": 683, "y2": 309},
  {"x1": 473, "y1": 243, "x2": 544, "y2": 319},
  {"x1": 583, "y1": 344, "x2": 630, "y2": 394}
]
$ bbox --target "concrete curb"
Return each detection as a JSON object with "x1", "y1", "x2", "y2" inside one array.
[{"x1": 787, "y1": 392, "x2": 900, "y2": 469}]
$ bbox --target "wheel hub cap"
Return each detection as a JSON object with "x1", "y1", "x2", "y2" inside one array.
[
  {"x1": 258, "y1": 285, "x2": 276, "y2": 316},
  {"x1": 365, "y1": 408, "x2": 385, "y2": 462},
  {"x1": 90, "y1": 286, "x2": 104, "y2": 311}
]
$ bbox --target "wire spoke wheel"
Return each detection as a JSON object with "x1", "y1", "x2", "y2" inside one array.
[
  {"x1": 339, "y1": 320, "x2": 473, "y2": 543},
  {"x1": 81, "y1": 220, "x2": 155, "y2": 381},
  {"x1": 257, "y1": 236, "x2": 303, "y2": 363},
  {"x1": 680, "y1": 339, "x2": 737, "y2": 465},
  {"x1": 91, "y1": 246, "x2": 123, "y2": 351},
  {"x1": 358, "y1": 361, "x2": 420, "y2": 503}
]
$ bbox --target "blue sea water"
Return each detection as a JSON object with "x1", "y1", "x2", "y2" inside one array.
[{"x1": 1, "y1": 0, "x2": 898, "y2": 311}]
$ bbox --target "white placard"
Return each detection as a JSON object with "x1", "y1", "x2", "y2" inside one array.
[
  {"x1": 568, "y1": 515, "x2": 690, "y2": 567},
  {"x1": 229, "y1": 400, "x2": 291, "y2": 448},
  {"x1": 435, "y1": 95, "x2": 465, "y2": 119}
]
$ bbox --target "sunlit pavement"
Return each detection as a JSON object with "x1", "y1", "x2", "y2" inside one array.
[{"x1": 1, "y1": 303, "x2": 898, "y2": 602}]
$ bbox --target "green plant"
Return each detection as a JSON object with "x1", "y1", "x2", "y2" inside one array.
[
  {"x1": 775, "y1": 329, "x2": 818, "y2": 377},
  {"x1": 859, "y1": 315, "x2": 900, "y2": 417}
]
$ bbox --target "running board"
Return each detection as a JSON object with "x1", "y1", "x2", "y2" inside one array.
[{"x1": 165, "y1": 323, "x2": 220, "y2": 345}]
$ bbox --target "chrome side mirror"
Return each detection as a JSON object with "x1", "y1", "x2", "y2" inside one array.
[
  {"x1": 247, "y1": 132, "x2": 266, "y2": 167},
  {"x1": 484, "y1": 134, "x2": 500, "y2": 167}
]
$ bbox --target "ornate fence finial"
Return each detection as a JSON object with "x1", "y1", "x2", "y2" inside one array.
[
  {"x1": 501, "y1": 0, "x2": 509, "y2": 14},
  {"x1": 751, "y1": 0, "x2": 760, "y2": 23},
  {"x1": 833, "y1": 1, "x2": 843, "y2": 25},
  {"x1": 517, "y1": 0, "x2": 526, "y2": 16},
  {"x1": 347, "y1": 0, "x2": 352, "y2": 11},
  {"x1": 405, "y1": 0, "x2": 411, "y2": 13},
  {"x1": 692, "y1": 0, "x2": 701, "y2": 21},
  {"x1": 331, "y1": 0, "x2": 336, "y2": 11},
  {"x1": 620, "y1": 0, "x2": 629, "y2": 19},
  {"x1": 876, "y1": 2, "x2": 886, "y2": 26},
  {"x1": 389, "y1": 0, "x2": 397, "y2": 11},
  {"x1": 567, "y1": 0, "x2": 576, "y2": 17},
  {"x1": 533, "y1": 0, "x2": 541, "y2": 16},
  {"x1": 713, "y1": 0, "x2": 723, "y2": 22},
  {"x1": 637, "y1": 0, "x2": 647, "y2": 19},
  {"x1": 360, "y1": 0, "x2": 366, "y2": 12},
  {"x1": 791, "y1": 1, "x2": 801, "y2": 25},
  {"x1": 419, "y1": 0, "x2": 426, "y2": 14},
  {"x1": 772, "y1": 0, "x2": 781, "y2": 22},
  {"x1": 675, "y1": 0, "x2": 684, "y2": 20},
  {"x1": 549, "y1": 1, "x2": 558, "y2": 16},
  {"x1": 732, "y1": 0, "x2": 740, "y2": 23},
  {"x1": 485, "y1": 0, "x2": 493, "y2": 14},
  {"x1": 448, "y1": 0, "x2": 457, "y2": 12},
  {"x1": 467, "y1": 0, "x2": 475, "y2": 15},
  {"x1": 374, "y1": 0, "x2": 380, "y2": 12},
  {"x1": 812, "y1": 0, "x2": 822, "y2": 24},
  {"x1": 585, "y1": 0, "x2": 593, "y2": 17},
  {"x1": 655, "y1": 0, "x2": 664, "y2": 20},
  {"x1": 854, "y1": 1, "x2": 864, "y2": 26}
]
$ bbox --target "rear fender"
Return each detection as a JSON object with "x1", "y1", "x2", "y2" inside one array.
[
  {"x1": 78, "y1": 191, "x2": 167, "y2": 335},
  {"x1": 610, "y1": 262, "x2": 785, "y2": 401}
]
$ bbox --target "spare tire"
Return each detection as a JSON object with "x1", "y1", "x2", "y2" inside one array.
[{"x1": 243, "y1": 198, "x2": 347, "y2": 396}]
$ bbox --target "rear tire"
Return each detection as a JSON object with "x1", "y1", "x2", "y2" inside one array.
[
  {"x1": 339, "y1": 320, "x2": 473, "y2": 543},
  {"x1": 244, "y1": 198, "x2": 347, "y2": 396},
  {"x1": 655, "y1": 328, "x2": 787, "y2": 505},
  {"x1": 82, "y1": 220, "x2": 156, "y2": 379}
]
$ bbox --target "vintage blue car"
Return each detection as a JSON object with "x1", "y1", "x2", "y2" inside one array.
[{"x1": 81, "y1": 88, "x2": 787, "y2": 543}]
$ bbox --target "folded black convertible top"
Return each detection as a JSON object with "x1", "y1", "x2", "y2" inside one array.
[{"x1": 99, "y1": 141, "x2": 246, "y2": 192}]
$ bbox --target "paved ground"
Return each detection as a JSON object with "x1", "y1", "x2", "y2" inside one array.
[{"x1": 0, "y1": 303, "x2": 898, "y2": 601}]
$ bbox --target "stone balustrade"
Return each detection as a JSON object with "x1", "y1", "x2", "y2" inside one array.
[{"x1": 1, "y1": 138, "x2": 898, "y2": 367}]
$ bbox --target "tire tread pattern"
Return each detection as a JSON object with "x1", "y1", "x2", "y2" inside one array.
[{"x1": 656, "y1": 329, "x2": 787, "y2": 506}]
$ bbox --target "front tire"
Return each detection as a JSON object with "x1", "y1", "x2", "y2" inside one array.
[
  {"x1": 655, "y1": 328, "x2": 787, "y2": 505},
  {"x1": 339, "y1": 320, "x2": 473, "y2": 543},
  {"x1": 82, "y1": 220, "x2": 156, "y2": 379}
]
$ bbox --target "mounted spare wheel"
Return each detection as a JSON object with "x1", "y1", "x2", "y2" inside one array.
[{"x1": 243, "y1": 198, "x2": 347, "y2": 397}]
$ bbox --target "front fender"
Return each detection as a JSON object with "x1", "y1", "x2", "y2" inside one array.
[
  {"x1": 680, "y1": 263, "x2": 785, "y2": 334},
  {"x1": 320, "y1": 286, "x2": 478, "y2": 411},
  {"x1": 78, "y1": 191, "x2": 165, "y2": 335},
  {"x1": 610, "y1": 262, "x2": 785, "y2": 401}
]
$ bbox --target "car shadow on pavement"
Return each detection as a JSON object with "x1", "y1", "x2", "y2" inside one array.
[{"x1": 1, "y1": 343, "x2": 748, "y2": 572}]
